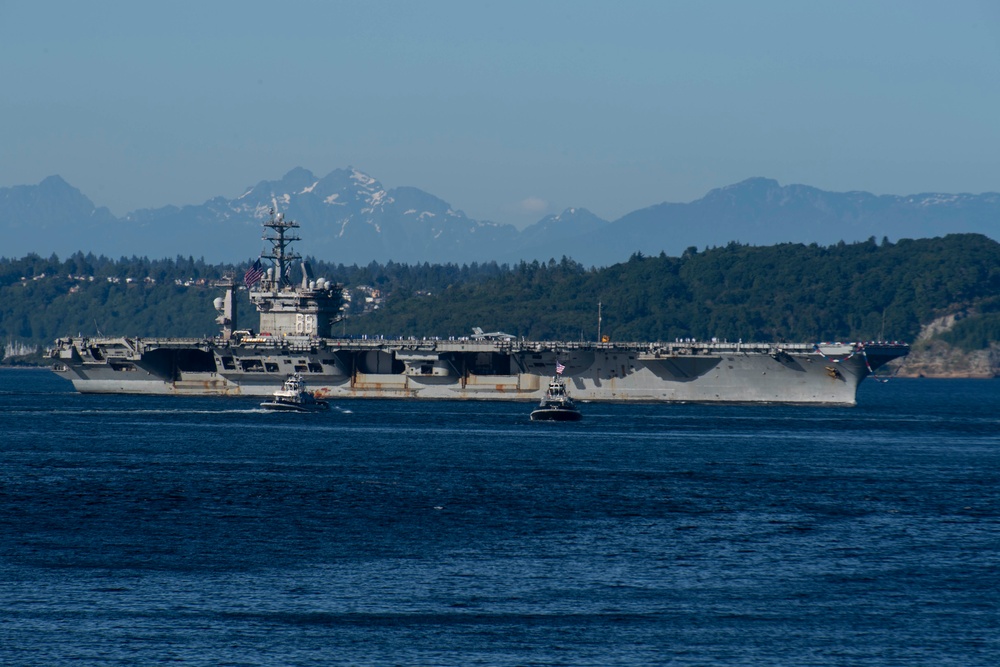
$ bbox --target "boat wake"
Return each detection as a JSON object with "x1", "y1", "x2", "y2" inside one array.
[{"x1": 11, "y1": 407, "x2": 273, "y2": 416}]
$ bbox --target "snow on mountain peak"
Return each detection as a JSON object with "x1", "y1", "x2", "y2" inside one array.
[{"x1": 350, "y1": 169, "x2": 376, "y2": 188}]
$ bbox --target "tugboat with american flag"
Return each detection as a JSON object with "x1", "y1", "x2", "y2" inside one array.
[
  {"x1": 260, "y1": 373, "x2": 330, "y2": 413},
  {"x1": 530, "y1": 361, "x2": 582, "y2": 422}
]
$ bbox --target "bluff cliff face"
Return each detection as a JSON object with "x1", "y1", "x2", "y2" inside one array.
[
  {"x1": 894, "y1": 313, "x2": 999, "y2": 378},
  {"x1": 895, "y1": 341, "x2": 999, "y2": 378}
]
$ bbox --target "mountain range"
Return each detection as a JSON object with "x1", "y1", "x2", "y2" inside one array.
[{"x1": 3, "y1": 168, "x2": 998, "y2": 266}]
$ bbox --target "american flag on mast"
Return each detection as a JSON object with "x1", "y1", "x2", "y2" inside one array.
[
  {"x1": 244, "y1": 258, "x2": 264, "y2": 288},
  {"x1": 555, "y1": 361, "x2": 566, "y2": 375}
]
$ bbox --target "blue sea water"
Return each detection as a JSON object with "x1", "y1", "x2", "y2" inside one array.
[{"x1": 1, "y1": 369, "x2": 998, "y2": 666}]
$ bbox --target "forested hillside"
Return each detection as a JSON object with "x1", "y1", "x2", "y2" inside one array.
[
  {"x1": 0, "y1": 253, "x2": 509, "y2": 349},
  {"x1": 2, "y1": 235, "x2": 998, "y2": 367},
  {"x1": 335, "y1": 235, "x2": 1000, "y2": 349}
]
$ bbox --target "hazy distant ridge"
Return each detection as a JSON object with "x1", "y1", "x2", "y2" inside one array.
[{"x1": 2, "y1": 170, "x2": 997, "y2": 265}]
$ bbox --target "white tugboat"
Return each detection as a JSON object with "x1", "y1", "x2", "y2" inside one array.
[
  {"x1": 530, "y1": 362, "x2": 582, "y2": 422},
  {"x1": 260, "y1": 373, "x2": 330, "y2": 413}
]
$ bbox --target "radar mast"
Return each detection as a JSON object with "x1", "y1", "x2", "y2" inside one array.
[{"x1": 260, "y1": 205, "x2": 301, "y2": 289}]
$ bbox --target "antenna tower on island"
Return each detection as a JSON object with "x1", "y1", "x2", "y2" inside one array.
[{"x1": 260, "y1": 203, "x2": 301, "y2": 288}]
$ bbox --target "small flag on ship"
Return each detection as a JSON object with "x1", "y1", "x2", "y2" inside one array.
[
  {"x1": 555, "y1": 361, "x2": 566, "y2": 375},
  {"x1": 244, "y1": 258, "x2": 264, "y2": 287}
]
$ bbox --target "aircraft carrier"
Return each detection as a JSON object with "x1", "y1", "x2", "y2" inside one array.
[{"x1": 49, "y1": 210, "x2": 909, "y2": 405}]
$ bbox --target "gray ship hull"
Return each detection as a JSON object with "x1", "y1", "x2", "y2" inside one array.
[
  {"x1": 47, "y1": 207, "x2": 909, "y2": 406},
  {"x1": 50, "y1": 336, "x2": 909, "y2": 405}
]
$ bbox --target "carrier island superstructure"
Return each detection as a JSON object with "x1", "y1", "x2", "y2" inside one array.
[{"x1": 50, "y1": 210, "x2": 909, "y2": 405}]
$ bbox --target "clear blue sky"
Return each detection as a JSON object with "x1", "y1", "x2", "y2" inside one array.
[{"x1": 2, "y1": 0, "x2": 999, "y2": 228}]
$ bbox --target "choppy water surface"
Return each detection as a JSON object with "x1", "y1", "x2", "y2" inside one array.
[{"x1": 1, "y1": 369, "x2": 998, "y2": 665}]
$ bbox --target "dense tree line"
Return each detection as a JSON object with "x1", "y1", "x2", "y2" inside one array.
[
  {"x1": 335, "y1": 235, "x2": 1000, "y2": 349},
  {"x1": 0, "y1": 253, "x2": 514, "y2": 348},
  {"x1": 2, "y1": 235, "x2": 998, "y2": 355}
]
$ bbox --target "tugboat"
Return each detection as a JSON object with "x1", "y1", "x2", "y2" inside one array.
[
  {"x1": 260, "y1": 373, "x2": 330, "y2": 413},
  {"x1": 530, "y1": 364, "x2": 582, "y2": 422}
]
